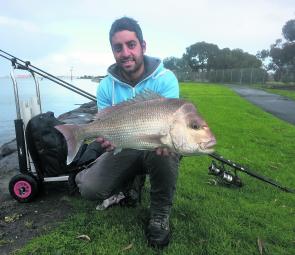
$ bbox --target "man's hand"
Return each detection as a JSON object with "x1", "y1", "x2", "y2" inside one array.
[
  {"x1": 155, "y1": 147, "x2": 174, "y2": 157},
  {"x1": 96, "y1": 137, "x2": 115, "y2": 152}
]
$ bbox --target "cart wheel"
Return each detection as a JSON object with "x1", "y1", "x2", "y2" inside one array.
[{"x1": 9, "y1": 174, "x2": 39, "y2": 203}]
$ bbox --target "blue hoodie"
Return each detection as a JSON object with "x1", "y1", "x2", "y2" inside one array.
[{"x1": 96, "y1": 56, "x2": 179, "y2": 109}]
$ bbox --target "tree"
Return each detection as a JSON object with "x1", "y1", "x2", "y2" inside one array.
[
  {"x1": 214, "y1": 48, "x2": 234, "y2": 69},
  {"x1": 268, "y1": 41, "x2": 295, "y2": 81},
  {"x1": 183, "y1": 42, "x2": 219, "y2": 71},
  {"x1": 256, "y1": 49, "x2": 270, "y2": 69},
  {"x1": 256, "y1": 49, "x2": 269, "y2": 60},
  {"x1": 163, "y1": 57, "x2": 185, "y2": 71},
  {"x1": 266, "y1": 19, "x2": 295, "y2": 81},
  {"x1": 282, "y1": 19, "x2": 295, "y2": 42},
  {"x1": 182, "y1": 41, "x2": 261, "y2": 72},
  {"x1": 234, "y1": 50, "x2": 262, "y2": 68},
  {"x1": 215, "y1": 48, "x2": 261, "y2": 69},
  {"x1": 163, "y1": 56, "x2": 191, "y2": 81}
]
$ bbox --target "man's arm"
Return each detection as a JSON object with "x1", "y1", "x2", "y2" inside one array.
[
  {"x1": 96, "y1": 78, "x2": 112, "y2": 110},
  {"x1": 157, "y1": 70, "x2": 179, "y2": 99},
  {"x1": 96, "y1": 77, "x2": 116, "y2": 150}
]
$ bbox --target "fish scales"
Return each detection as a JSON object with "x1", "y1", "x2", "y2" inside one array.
[
  {"x1": 55, "y1": 91, "x2": 216, "y2": 164},
  {"x1": 83, "y1": 98, "x2": 180, "y2": 149}
]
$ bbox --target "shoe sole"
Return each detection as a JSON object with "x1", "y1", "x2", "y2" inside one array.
[{"x1": 147, "y1": 232, "x2": 170, "y2": 249}]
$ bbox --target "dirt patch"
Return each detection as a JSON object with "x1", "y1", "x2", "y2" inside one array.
[{"x1": 0, "y1": 183, "x2": 74, "y2": 255}]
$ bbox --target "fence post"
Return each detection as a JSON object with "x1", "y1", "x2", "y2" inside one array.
[
  {"x1": 240, "y1": 69, "x2": 243, "y2": 84},
  {"x1": 230, "y1": 69, "x2": 233, "y2": 83}
]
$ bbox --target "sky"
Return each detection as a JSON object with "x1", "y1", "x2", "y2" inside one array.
[{"x1": 0, "y1": 0, "x2": 294, "y2": 77}]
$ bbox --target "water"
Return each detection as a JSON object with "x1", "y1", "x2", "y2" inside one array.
[{"x1": 0, "y1": 77, "x2": 97, "y2": 146}]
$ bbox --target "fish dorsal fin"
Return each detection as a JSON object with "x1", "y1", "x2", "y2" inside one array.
[
  {"x1": 132, "y1": 89, "x2": 163, "y2": 101},
  {"x1": 96, "y1": 90, "x2": 164, "y2": 120}
]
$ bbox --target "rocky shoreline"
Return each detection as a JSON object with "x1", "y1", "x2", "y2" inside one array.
[{"x1": 0, "y1": 100, "x2": 97, "y2": 202}]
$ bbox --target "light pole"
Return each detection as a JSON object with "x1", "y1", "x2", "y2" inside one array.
[{"x1": 70, "y1": 66, "x2": 73, "y2": 81}]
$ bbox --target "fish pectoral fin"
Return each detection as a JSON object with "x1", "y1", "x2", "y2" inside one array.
[
  {"x1": 141, "y1": 133, "x2": 171, "y2": 147},
  {"x1": 159, "y1": 134, "x2": 172, "y2": 146}
]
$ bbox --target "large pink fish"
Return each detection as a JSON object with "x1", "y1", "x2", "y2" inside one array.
[{"x1": 55, "y1": 91, "x2": 216, "y2": 164}]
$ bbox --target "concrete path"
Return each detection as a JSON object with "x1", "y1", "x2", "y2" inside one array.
[{"x1": 228, "y1": 85, "x2": 295, "y2": 125}]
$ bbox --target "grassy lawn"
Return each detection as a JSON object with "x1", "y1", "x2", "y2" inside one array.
[
  {"x1": 264, "y1": 89, "x2": 295, "y2": 101},
  {"x1": 15, "y1": 83, "x2": 295, "y2": 255},
  {"x1": 251, "y1": 83, "x2": 295, "y2": 101}
]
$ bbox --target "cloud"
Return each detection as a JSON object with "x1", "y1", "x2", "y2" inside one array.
[
  {"x1": 34, "y1": 49, "x2": 114, "y2": 76},
  {"x1": 0, "y1": 15, "x2": 40, "y2": 32},
  {"x1": 1, "y1": 0, "x2": 294, "y2": 77},
  {"x1": 0, "y1": 13, "x2": 111, "y2": 76}
]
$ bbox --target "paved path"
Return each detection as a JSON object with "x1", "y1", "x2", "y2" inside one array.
[{"x1": 228, "y1": 85, "x2": 295, "y2": 125}]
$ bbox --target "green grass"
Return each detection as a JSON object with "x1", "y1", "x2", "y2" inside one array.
[
  {"x1": 251, "y1": 83, "x2": 295, "y2": 101},
  {"x1": 264, "y1": 89, "x2": 295, "y2": 101},
  {"x1": 15, "y1": 83, "x2": 295, "y2": 255}
]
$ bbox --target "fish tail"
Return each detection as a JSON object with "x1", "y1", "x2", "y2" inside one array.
[{"x1": 55, "y1": 124, "x2": 84, "y2": 164}]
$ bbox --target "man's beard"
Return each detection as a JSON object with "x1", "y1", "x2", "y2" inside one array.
[{"x1": 119, "y1": 55, "x2": 144, "y2": 75}]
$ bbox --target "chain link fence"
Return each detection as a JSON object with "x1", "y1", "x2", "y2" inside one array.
[
  {"x1": 273, "y1": 66, "x2": 295, "y2": 83},
  {"x1": 173, "y1": 68, "x2": 269, "y2": 84}
]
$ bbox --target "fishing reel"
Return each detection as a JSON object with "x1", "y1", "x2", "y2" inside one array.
[{"x1": 208, "y1": 160, "x2": 243, "y2": 187}]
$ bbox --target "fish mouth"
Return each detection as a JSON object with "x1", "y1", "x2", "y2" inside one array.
[{"x1": 200, "y1": 139, "x2": 216, "y2": 152}]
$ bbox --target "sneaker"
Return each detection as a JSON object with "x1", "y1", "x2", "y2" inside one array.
[
  {"x1": 120, "y1": 174, "x2": 145, "y2": 207},
  {"x1": 96, "y1": 192, "x2": 126, "y2": 210},
  {"x1": 120, "y1": 188, "x2": 141, "y2": 207},
  {"x1": 146, "y1": 214, "x2": 170, "y2": 248}
]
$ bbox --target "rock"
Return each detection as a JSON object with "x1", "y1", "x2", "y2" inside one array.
[
  {"x1": 58, "y1": 112, "x2": 95, "y2": 125},
  {"x1": 0, "y1": 139, "x2": 17, "y2": 158},
  {"x1": 57, "y1": 101, "x2": 97, "y2": 124},
  {"x1": 0, "y1": 151, "x2": 19, "y2": 175},
  {"x1": 0, "y1": 151, "x2": 19, "y2": 200},
  {"x1": 0, "y1": 139, "x2": 18, "y2": 200}
]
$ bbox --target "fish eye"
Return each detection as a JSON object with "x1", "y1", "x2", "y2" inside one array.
[{"x1": 191, "y1": 123, "x2": 199, "y2": 130}]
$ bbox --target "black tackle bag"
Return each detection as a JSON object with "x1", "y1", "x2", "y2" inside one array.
[
  {"x1": 25, "y1": 112, "x2": 69, "y2": 177},
  {"x1": 25, "y1": 111, "x2": 103, "y2": 177}
]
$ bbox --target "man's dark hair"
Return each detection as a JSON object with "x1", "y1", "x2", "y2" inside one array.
[{"x1": 109, "y1": 17, "x2": 144, "y2": 45}]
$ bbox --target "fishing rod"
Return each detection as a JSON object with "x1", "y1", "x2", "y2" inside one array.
[
  {"x1": 208, "y1": 152, "x2": 295, "y2": 193},
  {"x1": 0, "y1": 49, "x2": 97, "y2": 102}
]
